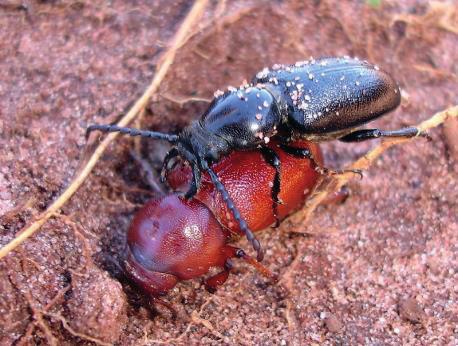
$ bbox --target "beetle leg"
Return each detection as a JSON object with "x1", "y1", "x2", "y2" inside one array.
[
  {"x1": 338, "y1": 127, "x2": 430, "y2": 142},
  {"x1": 184, "y1": 161, "x2": 202, "y2": 200},
  {"x1": 279, "y1": 144, "x2": 363, "y2": 179},
  {"x1": 160, "y1": 147, "x2": 179, "y2": 184},
  {"x1": 177, "y1": 148, "x2": 202, "y2": 200},
  {"x1": 278, "y1": 143, "x2": 313, "y2": 159},
  {"x1": 260, "y1": 147, "x2": 282, "y2": 227},
  {"x1": 200, "y1": 160, "x2": 264, "y2": 262}
]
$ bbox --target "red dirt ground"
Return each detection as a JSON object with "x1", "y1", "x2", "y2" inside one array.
[{"x1": 1, "y1": 1, "x2": 457, "y2": 345}]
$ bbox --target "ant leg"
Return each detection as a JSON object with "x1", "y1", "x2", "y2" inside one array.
[
  {"x1": 86, "y1": 124, "x2": 179, "y2": 143},
  {"x1": 160, "y1": 148, "x2": 179, "y2": 183},
  {"x1": 339, "y1": 127, "x2": 430, "y2": 142},
  {"x1": 129, "y1": 149, "x2": 165, "y2": 195},
  {"x1": 260, "y1": 147, "x2": 282, "y2": 227},
  {"x1": 200, "y1": 161, "x2": 264, "y2": 262},
  {"x1": 279, "y1": 144, "x2": 363, "y2": 179}
]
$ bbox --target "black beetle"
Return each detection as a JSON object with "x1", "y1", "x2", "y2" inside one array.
[{"x1": 87, "y1": 56, "x2": 425, "y2": 262}]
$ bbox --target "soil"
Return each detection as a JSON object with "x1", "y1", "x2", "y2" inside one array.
[{"x1": 1, "y1": 1, "x2": 457, "y2": 345}]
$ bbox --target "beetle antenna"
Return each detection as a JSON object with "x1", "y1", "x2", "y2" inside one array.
[
  {"x1": 202, "y1": 163, "x2": 264, "y2": 262},
  {"x1": 86, "y1": 124, "x2": 179, "y2": 143}
]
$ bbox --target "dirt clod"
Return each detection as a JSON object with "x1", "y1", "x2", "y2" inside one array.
[
  {"x1": 398, "y1": 297, "x2": 424, "y2": 324},
  {"x1": 66, "y1": 269, "x2": 128, "y2": 344},
  {"x1": 324, "y1": 314, "x2": 343, "y2": 333}
]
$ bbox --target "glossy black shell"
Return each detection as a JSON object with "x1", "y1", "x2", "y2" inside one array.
[
  {"x1": 200, "y1": 87, "x2": 281, "y2": 148},
  {"x1": 179, "y1": 56, "x2": 401, "y2": 165},
  {"x1": 253, "y1": 57, "x2": 401, "y2": 136}
]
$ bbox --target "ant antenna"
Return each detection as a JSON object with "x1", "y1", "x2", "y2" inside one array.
[{"x1": 86, "y1": 124, "x2": 179, "y2": 143}]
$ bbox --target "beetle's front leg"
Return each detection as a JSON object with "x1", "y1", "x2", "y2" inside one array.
[
  {"x1": 160, "y1": 147, "x2": 179, "y2": 183},
  {"x1": 178, "y1": 148, "x2": 202, "y2": 200},
  {"x1": 339, "y1": 127, "x2": 430, "y2": 143},
  {"x1": 183, "y1": 162, "x2": 202, "y2": 200}
]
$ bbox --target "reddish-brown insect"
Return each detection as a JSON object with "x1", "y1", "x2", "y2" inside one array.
[{"x1": 125, "y1": 139, "x2": 322, "y2": 296}]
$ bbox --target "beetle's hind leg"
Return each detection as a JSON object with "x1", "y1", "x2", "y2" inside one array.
[
  {"x1": 279, "y1": 144, "x2": 363, "y2": 179},
  {"x1": 260, "y1": 147, "x2": 282, "y2": 227},
  {"x1": 339, "y1": 127, "x2": 430, "y2": 143}
]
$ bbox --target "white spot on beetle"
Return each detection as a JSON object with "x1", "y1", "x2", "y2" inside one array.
[
  {"x1": 214, "y1": 90, "x2": 224, "y2": 98},
  {"x1": 299, "y1": 101, "x2": 309, "y2": 110},
  {"x1": 256, "y1": 67, "x2": 270, "y2": 79},
  {"x1": 250, "y1": 123, "x2": 260, "y2": 131}
]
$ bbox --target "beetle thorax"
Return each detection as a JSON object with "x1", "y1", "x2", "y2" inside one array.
[{"x1": 178, "y1": 121, "x2": 230, "y2": 165}]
